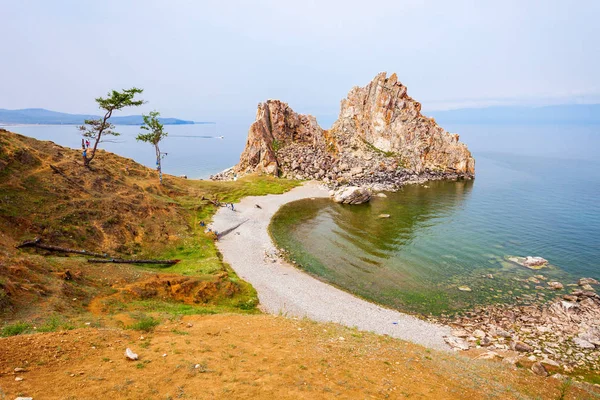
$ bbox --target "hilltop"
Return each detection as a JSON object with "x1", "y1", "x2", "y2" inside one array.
[{"x1": 0, "y1": 129, "x2": 598, "y2": 399}]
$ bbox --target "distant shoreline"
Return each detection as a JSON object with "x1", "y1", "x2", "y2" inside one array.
[{"x1": 0, "y1": 122, "x2": 216, "y2": 127}]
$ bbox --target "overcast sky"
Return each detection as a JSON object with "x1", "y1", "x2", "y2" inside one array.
[{"x1": 1, "y1": 0, "x2": 599, "y2": 122}]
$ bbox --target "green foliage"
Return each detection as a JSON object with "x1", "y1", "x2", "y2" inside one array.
[
  {"x1": 272, "y1": 138, "x2": 282, "y2": 152},
  {"x1": 78, "y1": 87, "x2": 144, "y2": 166},
  {"x1": 137, "y1": 110, "x2": 168, "y2": 183},
  {"x1": 1, "y1": 321, "x2": 32, "y2": 337},
  {"x1": 127, "y1": 315, "x2": 160, "y2": 332},
  {"x1": 137, "y1": 111, "x2": 168, "y2": 145}
]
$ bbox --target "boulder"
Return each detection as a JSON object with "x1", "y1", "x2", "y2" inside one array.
[{"x1": 331, "y1": 187, "x2": 371, "y2": 205}]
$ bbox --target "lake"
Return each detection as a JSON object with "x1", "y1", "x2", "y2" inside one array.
[{"x1": 7, "y1": 122, "x2": 600, "y2": 316}]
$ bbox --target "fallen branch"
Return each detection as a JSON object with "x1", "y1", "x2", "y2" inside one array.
[
  {"x1": 217, "y1": 219, "x2": 249, "y2": 239},
  {"x1": 87, "y1": 258, "x2": 180, "y2": 265},
  {"x1": 16, "y1": 238, "x2": 109, "y2": 258}
]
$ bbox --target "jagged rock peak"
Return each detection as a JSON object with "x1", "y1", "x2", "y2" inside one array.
[
  {"x1": 332, "y1": 72, "x2": 475, "y2": 175},
  {"x1": 216, "y1": 73, "x2": 475, "y2": 189}
]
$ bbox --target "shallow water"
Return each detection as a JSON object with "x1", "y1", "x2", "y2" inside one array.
[{"x1": 270, "y1": 153, "x2": 600, "y2": 315}]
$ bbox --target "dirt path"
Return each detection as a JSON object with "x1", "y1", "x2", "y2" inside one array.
[{"x1": 211, "y1": 182, "x2": 452, "y2": 351}]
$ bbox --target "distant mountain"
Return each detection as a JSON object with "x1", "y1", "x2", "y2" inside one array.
[
  {"x1": 0, "y1": 108, "x2": 213, "y2": 125},
  {"x1": 428, "y1": 104, "x2": 600, "y2": 125}
]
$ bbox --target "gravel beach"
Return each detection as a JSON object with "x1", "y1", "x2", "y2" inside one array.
[{"x1": 211, "y1": 181, "x2": 452, "y2": 350}]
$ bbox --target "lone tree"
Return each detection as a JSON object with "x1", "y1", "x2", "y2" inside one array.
[
  {"x1": 137, "y1": 111, "x2": 168, "y2": 184},
  {"x1": 78, "y1": 87, "x2": 144, "y2": 167}
]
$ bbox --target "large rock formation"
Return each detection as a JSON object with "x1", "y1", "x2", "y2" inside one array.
[{"x1": 214, "y1": 72, "x2": 475, "y2": 189}]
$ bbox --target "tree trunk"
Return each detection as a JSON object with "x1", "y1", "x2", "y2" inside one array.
[
  {"x1": 86, "y1": 109, "x2": 112, "y2": 166},
  {"x1": 156, "y1": 143, "x2": 163, "y2": 184}
]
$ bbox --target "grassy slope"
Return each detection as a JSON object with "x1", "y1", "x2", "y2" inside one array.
[{"x1": 0, "y1": 129, "x2": 298, "y2": 326}]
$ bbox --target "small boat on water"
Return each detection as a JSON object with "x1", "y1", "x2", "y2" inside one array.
[{"x1": 217, "y1": 135, "x2": 224, "y2": 139}]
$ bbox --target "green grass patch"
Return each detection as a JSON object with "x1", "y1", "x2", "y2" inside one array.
[
  {"x1": 1, "y1": 321, "x2": 32, "y2": 337},
  {"x1": 127, "y1": 315, "x2": 160, "y2": 332},
  {"x1": 37, "y1": 315, "x2": 75, "y2": 333}
]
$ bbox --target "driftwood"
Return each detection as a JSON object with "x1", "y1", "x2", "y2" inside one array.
[
  {"x1": 217, "y1": 219, "x2": 249, "y2": 239},
  {"x1": 16, "y1": 238, "x2": 109, "y2": 258},
  {"x1": 87, "y1": 258, "x2": 180, "y2": 265}
]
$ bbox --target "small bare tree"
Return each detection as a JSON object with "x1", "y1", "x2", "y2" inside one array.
[
  {"x1": 137, "y1": 111, "x2": 168, "y2": 184},
  {"x1": 78, "y1": 88, "x2": 144, "y2": 167}
]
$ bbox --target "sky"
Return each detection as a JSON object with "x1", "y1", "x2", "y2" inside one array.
[{"x1": 1, "y1": 0, "x2": 599, "y2": 124}]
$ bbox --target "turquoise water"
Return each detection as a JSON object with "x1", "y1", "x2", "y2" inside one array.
[{"x1": 270, "y1": 153, "x2": 600, "y2": 315}]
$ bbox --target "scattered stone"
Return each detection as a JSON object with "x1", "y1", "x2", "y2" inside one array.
[
  {"x1": 458, "y1": 286, "x2": 472, "y2": 292},
  {"x1": 547, "y1": 281, "x2": 564, "y2": 290},
  {"x1": 531, "y1": 362, "x2": 548, "y2": 377},
  {"x1": 473, "y1": 329, "x2": 486, "y2": 339},
  {"x1": 15, "y1": 398, "x2": 33, "y2": 400},
  {"x1": 14, "y1": 367, "x2": 26, "y2": 372},
  {"x1": 514, "y1": 342, "x2": 533, "y2": 353},
  {"x1": 125, "y1": 348, "x2": 138, "y2": 360},
  {"x1": 485, "y1": 274, "x2": 494, "y2": 279},
  {"x1": 451, "y1": 329, "x2": 469, "y2": 338},
  {"x1": 581, "y1": 284, "x2": 595, "y2": 291},
  {"x1": 376, "y1": 192, "x2": 387, "y2": 198},
  {"x1": 15, "y1": 377, "x2": 24, "y2": 381},
  {"x1": 377, "y1": 214, "x2": 390, "y2": 218}
]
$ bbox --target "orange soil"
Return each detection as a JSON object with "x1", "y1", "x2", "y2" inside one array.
[{"x1": 1, "y1": 314, "x2": 597, "y2": 400}]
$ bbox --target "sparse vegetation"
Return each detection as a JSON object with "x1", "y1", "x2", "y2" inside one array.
[
  {"x1": 127, "y1": 315, "x2": 160, "y2": 332},
  {"x1": 1, "y1": 321, "x2": 32, "y2": 337}
]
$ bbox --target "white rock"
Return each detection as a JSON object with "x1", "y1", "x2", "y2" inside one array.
[
  {"x1": 15, "y1": 377, "x2": 24, "y2": 381},
  {"x1": 444, "y1": 336, "x2": 469, "y2": 350},
  {"x1": 376, "y1": 192, "x2": 387, "y2": 198},
  {"x1": 572, "y1": 337, "x2": 595, "y2": 349},
  {"x1": 125, "y1": 348, "x2": 138, "y2": 360}
]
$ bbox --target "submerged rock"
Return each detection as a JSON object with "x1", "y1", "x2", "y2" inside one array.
[
  {"x1": 579, "y1": 277, "x2": 599, "y2": 286},
  {"x1": 508, "y1": 256, "x2": 548, "y2": 270},
  {"x1": 458, "y1": 285, "x2": 472, "y2": 292},
  {"x1": 331, "y1": 187, "x2": 371, "y2": 205}
]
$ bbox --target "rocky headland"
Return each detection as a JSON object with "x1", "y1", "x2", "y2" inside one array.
[{"x1": 212, "y1": 72, "x2": 475, "y2": 191}]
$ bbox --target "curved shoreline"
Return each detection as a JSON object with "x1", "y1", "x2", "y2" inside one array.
[{"x1": 210, "y1": 181, "x2": 452, "y2": 350}]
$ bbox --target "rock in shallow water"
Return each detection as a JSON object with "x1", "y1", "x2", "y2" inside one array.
[{"x1": 331, "y1": 186, "x2": 371, "y2": 204}]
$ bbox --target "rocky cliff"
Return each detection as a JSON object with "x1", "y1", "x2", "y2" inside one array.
[{"x1": 215, "y1": 72, "x2": 475, "y2": 189}]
